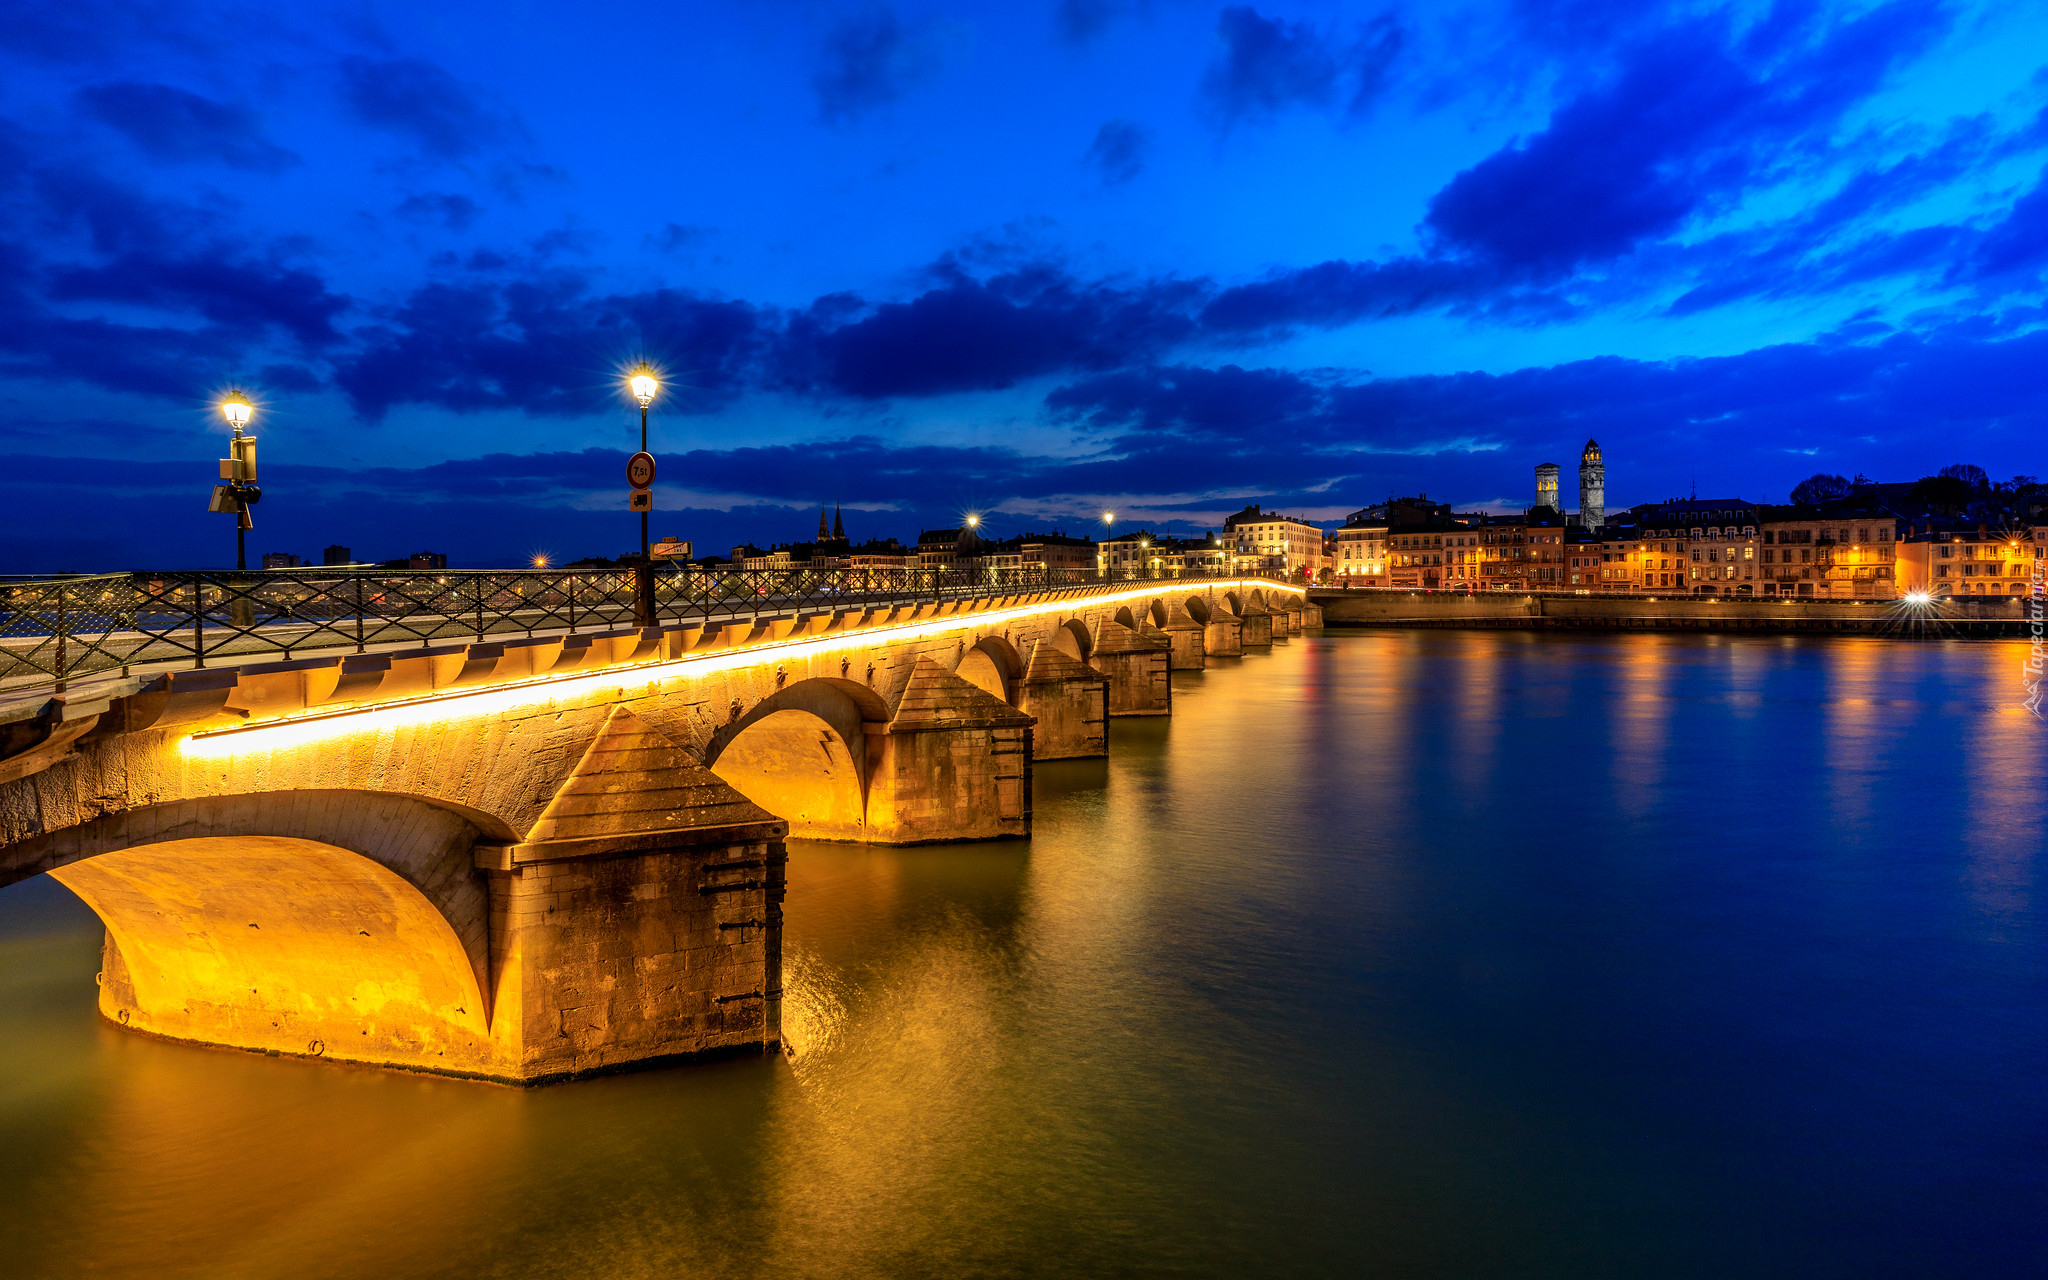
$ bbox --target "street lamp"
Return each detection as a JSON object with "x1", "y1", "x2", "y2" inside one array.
[
  {"x1": 215, "y1": 392, "x2": 259, "y2": 571},
  {"x1": 626, "y1": 364, "x2": 660, "y2": 624},
  {"x1": 629, "y1": 365, "x2": 658, "y2": 559}
]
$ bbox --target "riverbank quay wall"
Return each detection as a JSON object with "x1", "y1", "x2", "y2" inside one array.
[
  {"x1": 1311, "y1": 590, "x2": 2035, "y2": 638},
  {"x1": 0, "y1": 577, "x2": 1303, "y2": 1085}
]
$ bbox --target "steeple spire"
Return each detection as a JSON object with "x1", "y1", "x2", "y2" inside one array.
[
  {"x1": 817, "y1": 506, "x2": 830, "y2": 541},
  {"x1": 832, "y1": 503, "x2": 844, "y2": 541}
]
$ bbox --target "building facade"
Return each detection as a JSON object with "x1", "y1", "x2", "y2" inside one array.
[
  {"x1": 1222, "y1": 505, "x2": 1325, "y2": 580},
  {"x1": 1758, "y1": 505, "x2": 1900, "y2": 598},
  {"x1": 1897, "y1": 523, "x2": 2038, "y2": 598},
  {"x1": 1331, "y1": 518, "x2": 1388, "y2": 583}
]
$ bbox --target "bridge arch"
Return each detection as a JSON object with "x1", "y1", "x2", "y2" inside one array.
[
  {"x1": 1184, "y1": 595, "x2": 1212, "y2": 623},
  {"x1": 1113, "y1": 605, "x2": 1139, "y2": 631},
  {"x1": 8, "y1": 791, "x2": 495, "y2": 1072},
  {"x1": 705, "y1": 678, "x2": 889, "y2": 841},
  {"x1": 1049, "y1": 618, "x2": 1094, "y2": 663},
  {"x1": 953, "y1": 635, "x2": 1025, "y2": 705}
]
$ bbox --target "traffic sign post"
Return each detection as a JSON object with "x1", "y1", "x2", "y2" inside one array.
[{"x1": 627, "y1": 452, "x2": 656, "y2": 489}]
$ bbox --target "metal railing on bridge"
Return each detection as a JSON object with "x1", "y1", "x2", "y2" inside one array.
[{"x1": 1, "y1": 564, "x2": 1293, "y2": 694}]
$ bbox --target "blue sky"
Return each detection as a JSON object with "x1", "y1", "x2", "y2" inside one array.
[{"x1": 1, "y1": 0, "x2": 2044, "y2": 568}]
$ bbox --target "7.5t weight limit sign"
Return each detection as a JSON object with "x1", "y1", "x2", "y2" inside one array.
[{"x1": 626, "y1": 451, "x2": 657, "y2": 489}]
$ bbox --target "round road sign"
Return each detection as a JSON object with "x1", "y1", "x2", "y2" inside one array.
[{"x1": 626, "y1": 451, "x2": 657, "y2": 489}]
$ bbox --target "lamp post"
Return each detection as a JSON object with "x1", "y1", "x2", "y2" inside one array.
[
  {"x1": 218, "y1": 392, "x2": 257, "y2": 571},
  {"x1": 1102, "y1": 510, "x2": 1115, "y2": 581},
  {"x1": 628, "y1": 365, "x2": 659, "y2": 624},
  {"x1": 629, "y1": 365, "x2": 659, "y2": 559}
]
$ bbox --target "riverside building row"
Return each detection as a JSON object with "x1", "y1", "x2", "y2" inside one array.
[
  {"x1": 1330, "y1": 496, "x2": 2044, "y2": 600},
  {"x1": 716, "y1": 504, "x2": 1336, "y2": 583}
]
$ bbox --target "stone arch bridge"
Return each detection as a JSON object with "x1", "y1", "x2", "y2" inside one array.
[{"x1": 0, "y1": 578, "x2": 1314, "y2": 1085}]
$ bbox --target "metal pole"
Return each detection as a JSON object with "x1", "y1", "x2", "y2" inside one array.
[{"x1": 634, "y1": 402, "x2": 654, "y2": 627}]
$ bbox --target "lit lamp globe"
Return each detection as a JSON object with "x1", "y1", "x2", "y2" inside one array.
[
  {"x1": 221, "y1": 392, "x2": 252, "y2": 431},
  {"x1": 629, "y1": 367, "x2": 659, "y2": 406}
]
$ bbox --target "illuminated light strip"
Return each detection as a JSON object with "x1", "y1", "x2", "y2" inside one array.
[{"x1": 181, "y1": 579, "x2": 1305, "y2": 756}]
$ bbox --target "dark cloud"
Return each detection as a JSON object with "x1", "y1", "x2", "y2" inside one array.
[
  {"x1": 1200, "y1": 257, "x2": 1530, "y2": 334},
  {"x1": 1198, "y1": 6, "x2": 1405, "y2": 129},
  {"x1": 646, "y1": 222, "x2": 711, "y2": 254},
  {"x1": 1968, "y1": 167, "x2": 2048, "y2": 282},
  {"x1": 76, "y1": 81, "x2": 297, "y2": 172},
  {"x1": 0, "y1": 160, "x2": 349, "y2": 396},
  {"x1": 1084, "y1": 118, "x2": 1151, "y2": 185},
  {"x1": 1045, "y1": 326, "x2": 2048, "y2": 485},
  {"x1": 1426, "y1": 4, "x2": 1948, "y2": 273},
  {"x1": 1055, "y1": 0, "x2": 1120, "y2": 44},
  {"x1": 339, "y1": 56, "x2": 512, "y2": 157},
  {"x1": 813, "y1": 6, "x2": 939, "y2": 123},
  {"x1": 0, "y1": 1, "x2": 215, "y2": 65},
  {"x1": 47, "y1": 251, "x2": 348, "y2": 348},
  {"x1": 1195, "y1": 3, "x2": 1980, "y2": 338},
  {"x1": 773, "y1": 263, "x2": 1205, "y2": 399},
  {"x1": 1048, "y1": 363, "x2": 1326, "y2": 440},
  {"x1": 336, "y1": 278, "x2": 762, "y2": 419},
  {"x1": 396, "y1": 192, "x2": 483, "y2": 230}
]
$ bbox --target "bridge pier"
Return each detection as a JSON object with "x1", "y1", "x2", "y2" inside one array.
[
  {"x1": 1271, "y1": 599, "x2": 1302, "y2": 637},
  {"x1": 1204, "y1": 610, "x2": 1243, "y2": 658},
  {"x1": 479, "y1": 828, "x2": 784, "y2": 1085},
  {"x1": 1238, "y1": 602, "x2": 1274, "y2": 648},
  {"x1": 1091, "y1": 620, "x2": 1172, "y2": 716},
  {"x1": 1160, "y1": 606, "x2": 1208, "y2": 670},
  {"x1": 860, "y1": 658, "x2": 1034, "y2": 841},
  {"x1": 1016, "y1": 641, "x2": 1108, "y2": 759}
]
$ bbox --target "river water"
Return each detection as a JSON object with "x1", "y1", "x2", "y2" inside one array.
[{"x1": 1, "y1": 631, "x2": 2042, "y2": 1279}]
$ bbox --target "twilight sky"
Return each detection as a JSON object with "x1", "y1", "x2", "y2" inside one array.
[{"x1": 2, "y1": 0, "x2": 2044, "y2": 569}]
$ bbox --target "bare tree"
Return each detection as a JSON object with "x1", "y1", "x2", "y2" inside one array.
[{"x1": 1790, "y1": 473, "x2": 1852, "y2": 505}]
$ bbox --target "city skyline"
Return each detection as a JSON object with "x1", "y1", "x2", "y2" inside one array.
[{"x1": 1, "y1": 1, "x2": 2044, "y2": 570}]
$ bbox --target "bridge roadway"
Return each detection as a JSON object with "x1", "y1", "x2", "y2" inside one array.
[{"x1": 0, "y1": 576, "x2": 1315, "y2": 1085}]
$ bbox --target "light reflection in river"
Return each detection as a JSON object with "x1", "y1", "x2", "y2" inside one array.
[{"x1": 0, "y1": 631, "x2": 2041, "y2": 1279}]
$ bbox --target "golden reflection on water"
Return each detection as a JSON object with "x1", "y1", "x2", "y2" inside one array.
[
  {"x1": 1821, "y1": 640, "x2": 1889, "y2": 832},
  {"x1": 1962, "y1": 640, "x2": 2044, "y2": 926},
  {"x1": 1611, "y1": 636, "x2": 1676, "y2": 813}
]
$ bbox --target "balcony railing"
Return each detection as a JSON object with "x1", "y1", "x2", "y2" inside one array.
[{"x1": 0, "y1": 563, "x2": 1290, "y2": 694}]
